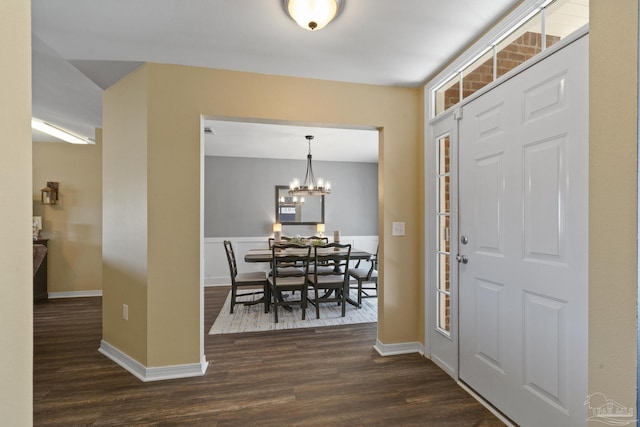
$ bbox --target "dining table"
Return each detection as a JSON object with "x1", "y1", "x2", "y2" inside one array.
[
  {"x1": 244, "y1": 247, "x2": 374, "y2": 263},
  {"x1": 244, "y1": 246, "x2": 374, "y2": 308}
]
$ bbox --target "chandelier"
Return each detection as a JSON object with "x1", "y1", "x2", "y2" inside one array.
[{"x1": 289, "y1": 135, "x2": 331, "y2": 196}]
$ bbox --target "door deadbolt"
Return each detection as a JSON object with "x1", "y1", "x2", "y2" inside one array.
[
  {"x1": 460, "y1": 235, "x2": 469, "y2": 245},
  {"x1": 456, "y1": 254, "x2": 468, "y2": 264}
]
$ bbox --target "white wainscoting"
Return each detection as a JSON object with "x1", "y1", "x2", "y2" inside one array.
[{"x1": 205, "y1": 235, "x2": 379, "y2": 286}]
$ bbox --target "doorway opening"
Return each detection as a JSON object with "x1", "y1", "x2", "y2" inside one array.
[{"x1": 199, "y1": 117, "x2": 381, "y2": 338}]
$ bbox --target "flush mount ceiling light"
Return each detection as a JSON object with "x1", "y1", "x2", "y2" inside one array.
[
  {"x1": 283, "y1": 0, "x2": 344, "y2": 31},
  {"x1": 31, "y1": 118, "x2": 93, "y2": 144}
]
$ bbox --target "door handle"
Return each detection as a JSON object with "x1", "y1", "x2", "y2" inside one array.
[{"x1": 456, "y1": 254, "x2": 468, "y2": 264}]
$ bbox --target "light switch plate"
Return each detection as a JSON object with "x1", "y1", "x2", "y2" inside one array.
[{"x1": 392, "y1": 222, "x2": 405, "y2": 236}]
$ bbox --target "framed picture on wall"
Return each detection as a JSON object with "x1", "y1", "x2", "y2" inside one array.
[
  {"x1": 33, "y1": 216, "x2": 42, "y2": 240},
  {"x1": 33, "y1": 216, "x2": 42, "y2": 231}
]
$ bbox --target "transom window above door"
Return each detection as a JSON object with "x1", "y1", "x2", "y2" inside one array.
[{"x1": 432, "y1": 0, "x2": 588, "y2": 117}]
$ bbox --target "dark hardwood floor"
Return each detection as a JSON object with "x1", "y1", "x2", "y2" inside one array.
[{"x1": 33, "y1": 286, "x2": 505, "y2": 426}]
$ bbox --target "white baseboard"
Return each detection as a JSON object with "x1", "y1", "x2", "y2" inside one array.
[
  {"x1": 98, "y1": 340, "x2": 208, "y2": 382},
  {"x1": 205, "y1": 282, "x2": 230, "y2": 287},
  {"x1": 458, "y1": 381, "x2": 515, "y2": 427},
  {"x1": 48, "y1": 290, "x2": 103, "y2": 299},
  {"x1": 204, "y1": 278, "x2": 231, "y2": 286},
  {"x1": 430, "y1": 354, "x2": 456, "y2": 378},
  {"x1": 373, "y1": 339, "x2": 424, "y2": 356}
]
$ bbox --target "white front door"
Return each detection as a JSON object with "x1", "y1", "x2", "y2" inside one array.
[{"x1": 458, "y1": 35, "x2": 588, "y2": 426}]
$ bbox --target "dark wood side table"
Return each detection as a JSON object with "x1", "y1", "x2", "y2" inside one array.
[{"x1": 33, "y1": 239, "x2": 49, "y2": 302}]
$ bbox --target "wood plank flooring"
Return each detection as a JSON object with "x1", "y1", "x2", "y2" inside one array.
[{"x1": 33, "y1": 286, "x2": 505, "y2": 426}]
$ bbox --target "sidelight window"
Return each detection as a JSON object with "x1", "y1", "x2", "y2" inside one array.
[{"x1": 436, "y1": 135, "x2": 451, "y2": 334}]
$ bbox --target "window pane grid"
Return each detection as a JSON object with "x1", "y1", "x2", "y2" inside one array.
[
  {"x1": 437, "y1": 214, "x2": 450, "y2": 252},
  {"x1": 495, "y1": 14, "x2": 543, "y2": 79},
  {"x1": 438, "y1": 135, "x2": 450, "y2": 174},
  {"x1": 436, "y1": 135, "x2": 451, "y2": 334},
  {"x1": 435, "y1": 74, "x2": 460, "y2": 116},
  {"x1": 461, "y1": 50, "x2": 494, "y2": 102},
  {"x1": 544, "y1": 0, "x2": 589, "y2": 49},
  {"x1": 438, "y1": 176, "x2": 450, "y2": 214},
  {"x1": 437, "y1": 291, "x2": 451, "y2": 332},
  {"x1": 437, "y1": 253, "x2": 451, "y2": 292},
  {"x1": 431, "y1": 0, "x2": 589, "y2": 118}
]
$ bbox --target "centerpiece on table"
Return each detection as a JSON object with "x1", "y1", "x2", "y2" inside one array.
[{"x1": 288, "y1": 235, "x2": 325, "y2": 246}]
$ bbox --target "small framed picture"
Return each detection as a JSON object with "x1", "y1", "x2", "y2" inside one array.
[{"x1": 32, "y1": 216, "x2": 43, "y2": 241}]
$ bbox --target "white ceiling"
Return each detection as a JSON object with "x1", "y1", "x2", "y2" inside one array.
[
  {"x1": 205, "y1": 120, "x2": 379, "y2": 162},
  {"x1": 30, "y1": 0, "x2": 523, "y2": 160}
]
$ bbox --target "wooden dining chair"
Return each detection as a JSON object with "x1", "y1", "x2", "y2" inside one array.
[
  {"x1": 308, "y1": 243, "x2": 352, "y2": 319},
  {"x1": 268, "y1": 237, "x2": 304, "y2": 277},
  {"x1": 269, "y1": 243, "x2": 311, "y2": 323},
  {"x1": 307, "y1": 236, "x2": 332, "y2": 272},
  {"x1": 223, "y1": 240, "x2": 269, "y2": 314},
  {"x1": 348, "y1": 245, "x2": 378, "y2": 307}
]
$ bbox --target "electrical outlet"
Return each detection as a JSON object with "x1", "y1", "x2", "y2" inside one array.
[{"x1": 122, "y1": 304, "x2": 128, "y2": 320}]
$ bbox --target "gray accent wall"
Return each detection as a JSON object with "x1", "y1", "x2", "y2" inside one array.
[{"x1": 205, "y1": 156, "x2": 378, "y2": 237}]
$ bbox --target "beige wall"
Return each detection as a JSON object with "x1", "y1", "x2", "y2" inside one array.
[
  {"x1": 0, "y1": 0, "x2": 33, "y2": 424},
  {"x1": 2, "y1": 2, "x2": 634, "y2": 423},
  {"x1": 32, "y1": 133, "x2": 103, "y2": 294},
  {"x1": 589, "y1": 0, "x2": 638, "y2": 412},
  {"x1": 103, "y1": 64, "x2": 423, "y2": 367},
  {"x1": 103, "y1": 68, "x2": 150, "y2": 364},
  {"x1": 100, "y1": 0, "x2": 640, "y2": 412}
]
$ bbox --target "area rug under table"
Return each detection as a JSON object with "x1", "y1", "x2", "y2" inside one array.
[{"x1": 209, "y1": 289, "x2": 377, "y2": 334}]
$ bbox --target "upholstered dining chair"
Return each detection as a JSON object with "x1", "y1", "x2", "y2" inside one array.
[
  {"x1": 269, "y1": 243, "x2": 311, "y2": 323},
  {"x1": 347, "y1": 245, "x2": 378, "y2": 307},
  {"x1": 307, "y1": 243, "x2": 352, "y2": 319},
  {"x1": 223, "y1": 240, "x2": 269, "y2": 314}
]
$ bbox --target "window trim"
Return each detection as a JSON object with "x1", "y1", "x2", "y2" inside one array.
[{"x1": 427, "y1": 0, "x2": 572, "y2": 120}]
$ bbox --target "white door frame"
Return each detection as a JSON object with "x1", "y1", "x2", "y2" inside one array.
[
  {"x1": 424, "y1": 109, "x2": 460, "y2": 377},
  {"x1": 423, "y1": 27, "x2": 590, "y2": 373}
]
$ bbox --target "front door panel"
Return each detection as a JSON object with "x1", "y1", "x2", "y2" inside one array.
[{"x1": 458, "y1": 35, "x2": 588, "y2": 427}]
